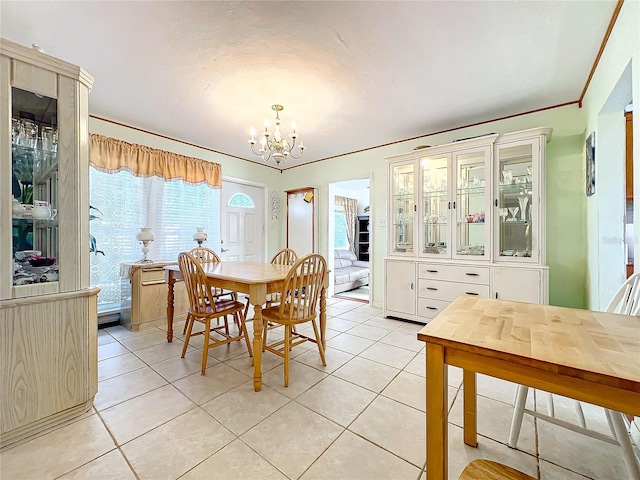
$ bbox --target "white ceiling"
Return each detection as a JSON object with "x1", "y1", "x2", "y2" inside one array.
[{"x1": 1, "y1": 1, "x2": 617, "y2": 170}]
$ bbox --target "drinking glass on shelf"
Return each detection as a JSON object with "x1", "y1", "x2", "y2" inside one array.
[
  {"x1": 526, "y1": 165, "x2": 532, "y2": 183},
  {"x1": 21, "y1": 119, "x2": 38, "y2": 148},
  {"x1": 12, "y1": 118, "x2": 23, "y2": 144},
  {"x1": 502, "y1": 169, "x2": 513, "y2": 185},
  {"x1": 41, "y1": 126, "x2": 56, "y2": 151},
  {"x1": 507, "y1": 207, "x2": 519, "y2": 221},
  {"x1": 518, "y1": 196, "x2": 529, "y2": 221},
  {"x1": 499, "y1": 208, "x2": 508, "y2": 222}
]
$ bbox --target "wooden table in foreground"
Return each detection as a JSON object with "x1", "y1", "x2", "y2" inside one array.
[
  {"x1": 165, "y1": 261, "x2": 328, "y2": 391},
  {"x1": 417, "y1": 296, "x2": 640, "y2": 480}
]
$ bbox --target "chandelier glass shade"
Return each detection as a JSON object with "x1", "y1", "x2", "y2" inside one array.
[{"x1": 248, "y1": 105, "x2": 305, "y2": 165}]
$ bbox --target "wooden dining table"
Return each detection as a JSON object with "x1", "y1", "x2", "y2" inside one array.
[
  {"x1": 417, "y1": 296, "x2": 640, "y2": 480},
  {"x1": 165, "y1": 261, "x2": 328, "y2": 391}
]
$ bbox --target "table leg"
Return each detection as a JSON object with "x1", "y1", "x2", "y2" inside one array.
[
  {"x1": 463, "y1": 369, "x2": 478, "y2": 447},
  {"x1": 166, "y1": 272, "x2": 176, "y2": 343},
  {"x1": 252, "y1": 301, "x2": 264, "y2": 391},
  {"x1": 426, "y1": 342, "x2": 448, "y2": 480}
]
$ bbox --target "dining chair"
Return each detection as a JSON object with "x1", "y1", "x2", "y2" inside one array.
[
  {"x1": 242, "y1": 248, "x2": 298, "y2": 330},
  {"x1": 178, "y1": 251, "x2": 252, "y2": 375},
  {"x1": 184, "y1": 246, "x2": 239, "y2": 334},
  {"x1": 508, "y1": 273, "x2": 640, "y2": 479},
  {"x1": 458, "y1": 459, "x2": 535, "y2": 480},
  {"x1": 261, "y1": 253, "x2": 327, "y2": 386}
]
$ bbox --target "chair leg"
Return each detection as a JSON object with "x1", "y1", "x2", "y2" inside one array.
[
  {"x1": 547, "y1": 392, "x2": 555, "y2": 417},
  {"x1": 508, "y1": 385, "x2": 529, "y2": 448},
  {"x1": 262, "y1": 320, "x2": 268, "y2": 352},
  {"x1": 181, "y1": 313, "x2": 194, "y2": 358},
  {"x1": 284, "y1": 324, "x2": 291, "y2": 387},
  {"x1": 311, "y1": 319, "x2": 327, "y2": 366},
  {"x1": 574, "y1": 401, "x2": 587, "y2": 429},
  {"x1": 201, "y1": 318, "x2": 211, "y2": 375},
  {"x1": 606, "y1": 409, "x2": 640, "y2": 480},
  {"x1": 240, "y1": 311, "x2": 253, "y2": 357},
  {"x1": 243, "y1": 298, "x2": 251, "y2": 322}
]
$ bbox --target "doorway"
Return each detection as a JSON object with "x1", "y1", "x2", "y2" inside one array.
[
  {"x1": 220, "y1": 178, "x2": 267, "y2": 262},
  {"x1": 328, "y1": 178, "x2": 371, "y2": 302}
]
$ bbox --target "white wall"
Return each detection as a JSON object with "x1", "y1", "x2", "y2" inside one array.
[{"x1": 581, "y1": 0, "x2": 640, "y2": 309}]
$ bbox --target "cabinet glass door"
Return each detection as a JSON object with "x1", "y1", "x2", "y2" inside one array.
[
  {"x1": 420, "y1": 154, "x2": 449, "y2": 256},
  {"x1": 390, "y1": 162, "x2": 414, "y2": 254},
  {"x1": 454, "y1": 148, "x2": 489, "y2": 259},
  {"x1": 496, "y1": 141, "x2": 536, "y2": 261},
  {"x1": 11, "y1": 87, "x2": 59, "y2": 287}
]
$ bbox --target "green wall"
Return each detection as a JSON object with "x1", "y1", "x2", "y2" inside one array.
[{"x1": 282, "y1": 105, "x2": 588, "y2": 308}]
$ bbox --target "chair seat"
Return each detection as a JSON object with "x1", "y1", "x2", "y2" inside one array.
[
  {"x1": 262, "y1": 303, "x2": 312, "y2": 325},
  {"x1": 458, "y1": 460, "x2": 535, "y2": 480},
  {"x1": 209, "y1": 298, "x2": 244, "y2": 315}
]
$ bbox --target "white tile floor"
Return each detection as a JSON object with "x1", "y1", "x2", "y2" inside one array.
[{"x1": 1, "y1": 297, "x2": 635, "y2": 479}]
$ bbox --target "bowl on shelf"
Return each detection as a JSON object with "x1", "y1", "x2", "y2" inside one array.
[{"x1": 29, "y1": 257, "x2": 56, "y2": 267}]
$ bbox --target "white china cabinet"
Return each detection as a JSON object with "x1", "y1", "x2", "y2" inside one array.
[
  {"x1": 0, "y1": 39, "x2": 98, "y2": 449},
  {"x1": 384, "y1": 128, "x2": 551, "y2": 323}
]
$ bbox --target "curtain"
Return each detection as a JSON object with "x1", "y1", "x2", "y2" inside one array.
[
  {"x1": 335, "y1": 196, "x2": 358, "y2": 253},
  {"x1": 89, "y1": 134, "x2": 222, "y2": 188}
]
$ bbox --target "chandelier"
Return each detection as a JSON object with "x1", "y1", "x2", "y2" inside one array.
[{"x1": 248, "y1": 105, "x2": 305, "y2": 164}]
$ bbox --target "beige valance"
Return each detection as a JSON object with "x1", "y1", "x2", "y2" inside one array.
[{"x1": 89, "y1": 134, "x2": 221, "y2": 188}]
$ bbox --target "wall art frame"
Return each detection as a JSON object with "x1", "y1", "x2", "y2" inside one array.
[{"x1": 586, "y1": 131, "x2": 596, "y2": 197}]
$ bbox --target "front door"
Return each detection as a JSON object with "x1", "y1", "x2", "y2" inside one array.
[{"x1": 221, "y1": 179, "x2": 265, "y2": 262}]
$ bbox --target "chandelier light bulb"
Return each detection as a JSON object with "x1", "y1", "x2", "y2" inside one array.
[{"x1": 247, "y1": 104, "x2": 306, "y2": 165}]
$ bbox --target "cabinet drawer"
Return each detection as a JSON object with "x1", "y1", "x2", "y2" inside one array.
[
  {"x1": 418, "y1": 263, "x2": 489, "y2": 284},
  {"x1": 417, "y1": 298, "x2": 450, "y2": 320},
  {"x1": 418, "y1": 279, "x2": 490, "y2": 302},
  {"x1": 140, "y1": 268, "x2": 167, "y2": 284}
]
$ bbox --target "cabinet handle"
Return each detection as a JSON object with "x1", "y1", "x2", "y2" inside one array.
[
  {"x1": 427, "y1": 287, "x2": 438, "y2": 291},
  {"x1": 414, "y1": 204, "x2": 417, "y2": 212},
  {"x1": 465, "y1": 292, "x2": 479, "y2": 296},
  {"x1": 426, "y1": 306, "x2": 438, "y2": 310},
  {"x1": 410, "y1": 282, "x2": 414, "y2": 290},
  {"x1": 496, "y1": 292, "x2": 499, "y2": 299},
  {"x1": 448, "y1": 202, "x2": 451, "y2": 209},
  {"x1": 495, "y1": 199, "x2": 498, "y2": 207},
  {"x1": 141, "y1": 280, "x2": 166, "y2": 286},
  {"x1": 426, "y1": 269, "x2": 438, "y2": 273},
  {"x1": 465, "y1": 273, "x2": 479, "y2": 276},
  {"x1": 453, "y1": 201, "x2": 456, "y2": 209}
]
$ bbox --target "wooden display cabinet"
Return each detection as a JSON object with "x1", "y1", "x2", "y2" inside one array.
[
  {"x1": 384, "y1": 128, "x2": 551, "y2": 323},
  {"x1": 0, "y1": 39, "x2": 97, "y2": 449}
]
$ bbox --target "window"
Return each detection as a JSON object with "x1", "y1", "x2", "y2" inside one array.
[
  {"x1": 89, "y1": 167, "x2": 220, "y2": 312},
  {"x1": 228, "y1": 193, "x2": 254, "y2": 208},
  {"x1": 334, "y1": 205, "x2": 349, "y2": 249}
]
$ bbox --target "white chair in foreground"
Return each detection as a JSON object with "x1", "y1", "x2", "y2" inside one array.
[{"x1": 509, "y1": 273, "x2": 640, "y2": 480}]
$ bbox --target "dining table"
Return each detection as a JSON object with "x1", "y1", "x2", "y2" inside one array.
[
  {"x1": 165, "y1": 261, "x2": 328, "y2": 391},
  {"x1": 417, "y1": 296, "x2": 640, "y2": 480}
]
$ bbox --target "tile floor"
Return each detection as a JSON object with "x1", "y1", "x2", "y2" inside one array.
[{"x1": 1, "y1": 297, "x2": 636, "y2": 480}]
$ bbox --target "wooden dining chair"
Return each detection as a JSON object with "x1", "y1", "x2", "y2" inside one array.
[
  {"x1": 509, "y1": 272, "x2": 640, "y2": 479},
  {"x1": 178, "y1": 252, "x2": 252, "y2": 375},
  {"x1": 242, "y1": 248, "x2": 298, "y2": 327},
  {"x1": 458, "y1": 459, "x2": 535, "y2": 480},
  {"x1": 261, "y1": 253, "x2": 327, "y2": 386},
  {"x1": 184, "y1": 246, "x2": 239, "y2": 334}
]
